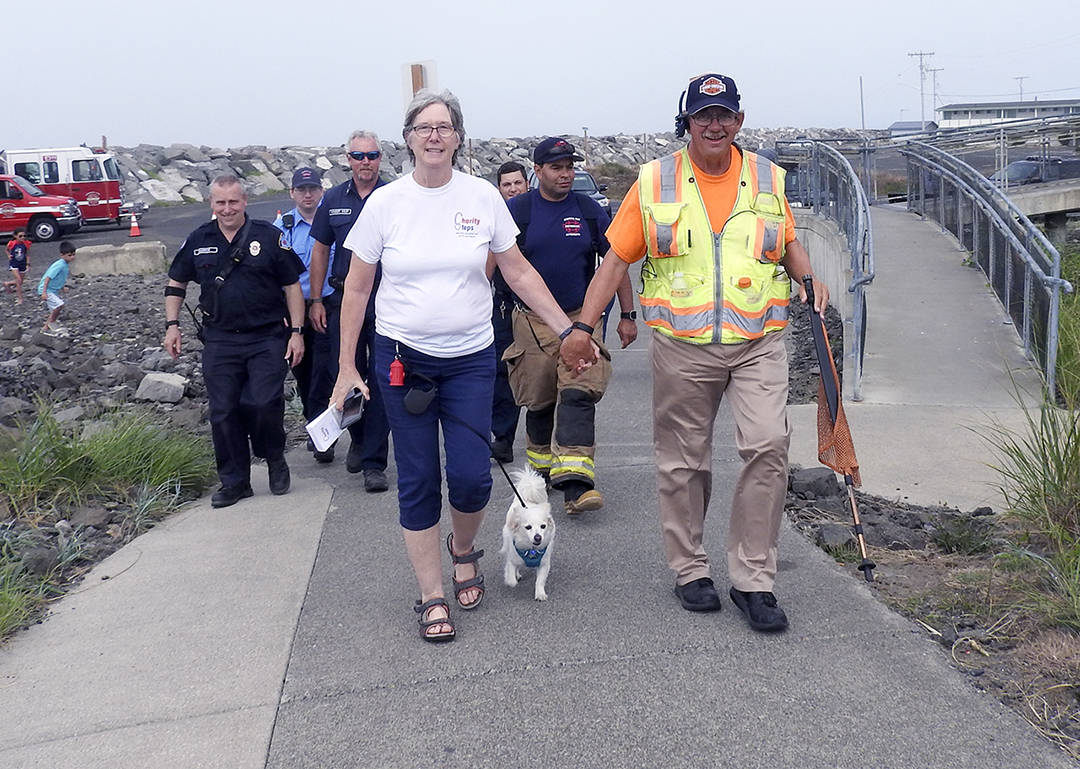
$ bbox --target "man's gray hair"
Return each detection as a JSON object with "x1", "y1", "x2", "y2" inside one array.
[
  {"x1": 210, "y1": 174, "x2": 247, "y2": 198},
  {"x1": 401, "y1": 89, "x2": 465, "y2": 165},
  {"x1": 347, "y1": 130, "x2": 380, "y2": 146}
]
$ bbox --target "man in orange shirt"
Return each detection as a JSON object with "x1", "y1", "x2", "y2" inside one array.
[{"x1": 560, "y1": 73, "x2": 829, "y2": 632}]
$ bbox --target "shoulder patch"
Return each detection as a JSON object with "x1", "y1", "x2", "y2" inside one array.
[{"x1": 279, "y1": 232, "x2": 292, "y2": 251}]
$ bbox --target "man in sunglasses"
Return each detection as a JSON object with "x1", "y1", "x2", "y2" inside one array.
[
  {"x1": 559, "y1": 73, "x2": 830, "y2": 633},
  {"x1": 307, "y1": 130, "x2": 391, "y2": 492},
  {"x1": 503, "y1": 137, "x2": 637, "y2": 515}
]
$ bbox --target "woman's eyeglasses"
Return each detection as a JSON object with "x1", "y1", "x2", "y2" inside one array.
[{"x1": 410, "y1": 124, "x2": 456, "y2": 139}]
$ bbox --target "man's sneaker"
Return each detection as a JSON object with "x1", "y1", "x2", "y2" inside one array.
[
  {"x1": 306, "y1": 437, "x2": 315, "y2": 452},
  {"x1": 211, "y1": 483, "x2": 254, "y2": 509},
  {"x1": 564, "y1": 489, "x2": 603, "y2": 515},
  {"x1": 363, "y1": 468, "x2": 389, "y2": 493},
  {"x1": 729, "y1": 587, "x2": 789, "y2": 632},
  {"x1": 268, "y1": 457, "x2": 291, "y2": 495},
  {"x1": 674, "y1": 577, "x2": 723, "y2": 612},
  {"x1": 313, "y1": 444, "x2": 335, "y2": 464},
  {"x1": 490, "y1": 439, "x2": 514, "y2": 464}
]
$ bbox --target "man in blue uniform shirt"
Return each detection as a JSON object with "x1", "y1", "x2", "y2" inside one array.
[
  {"x1": 274, "y1": 167, "x2": 335, "y2": 463},
  {"x1": 307, "y1": 130, "x2": 391, "y2": 493},
  {"x1": 503, "y1": 138, "x2": 637, "y2": 514},
  {"x1": 164, "y1": 174, "x2": 307, "y2": 508}
]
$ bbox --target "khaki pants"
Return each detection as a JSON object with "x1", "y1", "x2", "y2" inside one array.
[
  {"x1": 503, "y1": 308, "x2": 611, "y2": 488},
  {"x1": 650, "y1": 329, "x2": 791, "y2": 591}
]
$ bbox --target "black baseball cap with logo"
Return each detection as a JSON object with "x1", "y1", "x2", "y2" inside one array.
[{"x1": 533, "y1": 137, "x2": 583, "y2": 165}]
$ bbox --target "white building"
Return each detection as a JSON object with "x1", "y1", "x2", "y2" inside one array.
[{"x1": 937, "y1": 99, "x2": 1080, "y2": 129}]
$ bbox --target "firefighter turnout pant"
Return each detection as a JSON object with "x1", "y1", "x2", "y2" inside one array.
[{"x1": 503, "y1": 308, "x2": 612, "y2": 489}]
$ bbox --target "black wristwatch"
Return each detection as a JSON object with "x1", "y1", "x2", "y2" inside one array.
[
  {"x1": 620, "y1": 311, "x2": 637, "y2": 320},
  {"x1": 165, "y1": 319, "x2": 180, "y2": 330},
  {"x1": 571, "y1": 321, "x2": 595, "y2": 335},
  {"x1": 289, "y1": 326, "x2": 303, "y2": 334}
]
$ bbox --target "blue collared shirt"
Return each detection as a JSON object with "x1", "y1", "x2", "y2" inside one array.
[{"x1": 273, "y1": 206, "x2": 334, "y2": 300}]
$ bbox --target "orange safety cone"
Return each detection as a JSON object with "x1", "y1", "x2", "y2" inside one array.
[{"x1": 128, "y1": 212, "x2": 141, "y2": 237}]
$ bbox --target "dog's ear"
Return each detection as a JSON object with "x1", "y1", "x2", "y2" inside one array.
[{"x1": 507, "y1": 507, "x2": 522, "y2": 530}]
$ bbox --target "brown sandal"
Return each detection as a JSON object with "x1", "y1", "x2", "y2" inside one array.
[
  {"x1": 414, "y1": 597, "x2": 455, "y2": 642},
  {"x1": 446, "y1": 533, "x2": 485, "y2": 610}
]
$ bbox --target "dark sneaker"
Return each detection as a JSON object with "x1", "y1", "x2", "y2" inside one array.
[
  {"x1": 729, "y1": 588, "x2": 789, "y2": 632},
  {"x1": 313, "y1": 444, "x2": 335, "y2": 464},
  {"x1": 268, "y1": 458, "x2": 291, "y2": 495},
  {"x1": 211, "y1": 483, "x2": 254, "y2": 509},
  {"x1": 364, "y1": 468, "x2": 389, "y2": 493},
  {"x1": 490, "y1": 439, "x2": 514, "y2": 464},
  {"x1": 306, "y1": 437, "x2": 315, "y2": 452},
  {"x1": 674, "y1": 577, "x2": 722, "y2": 612}
]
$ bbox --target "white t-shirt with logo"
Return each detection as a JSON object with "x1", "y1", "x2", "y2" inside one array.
[{"x1": 343, "y1": 170, "x2": 519, "y2": 357}]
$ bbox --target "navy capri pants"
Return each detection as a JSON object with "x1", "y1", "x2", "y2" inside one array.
[{"x1": 374, "y1": 333, "x2": 495, "y2": 531}]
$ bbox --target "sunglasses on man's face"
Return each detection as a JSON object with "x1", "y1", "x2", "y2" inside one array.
[{"x1": 348, "y1": 151, "x2": 381, "y2": 161}]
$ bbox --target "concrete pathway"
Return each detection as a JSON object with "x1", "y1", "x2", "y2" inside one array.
[{"x1": 0, "y1": 205, "x2": 1069, "y2": 768}]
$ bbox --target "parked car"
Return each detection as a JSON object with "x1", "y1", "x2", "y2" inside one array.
[
  {"x1": 528, "y1": 169, "x2": 612, "y2": 215},
  {"x1": 989, "y1": 156, "x2": 1080, "y2": 187}
]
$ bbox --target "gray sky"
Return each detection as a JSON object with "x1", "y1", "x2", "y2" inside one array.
[{"x1": 8, "y1": 0, "x2": 1079, "y2": 150}]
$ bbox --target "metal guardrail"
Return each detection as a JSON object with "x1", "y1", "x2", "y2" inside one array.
[
  {"x1": 900, "y1": 140, "x2": 1075, "y2": 396},
  {"x1": 777, "y1": 140, "x2": 875, "y2": 400}
]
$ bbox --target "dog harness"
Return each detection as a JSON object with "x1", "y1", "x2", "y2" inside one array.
[{"x1": 515, "y1": 545, "x2": 548, "y2": 568}]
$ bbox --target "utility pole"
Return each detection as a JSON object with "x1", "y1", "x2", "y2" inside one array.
[
  {"x1": 859, "y1": 75, "x2": 866, "y2": 131},
  {"x1": 1014, "y1": 76, "x2": 1028, "y2": 102},
  {"x1": 908, "y1": 50, "x2": 935, "y2": 131},
  {"x1": 582, "y1": 126, "x2": 589, "y2": 169},
  {"x1": 927, "y1": 67, "x2": 943, "y2": 108}
]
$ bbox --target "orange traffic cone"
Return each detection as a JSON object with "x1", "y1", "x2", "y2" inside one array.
[{"x1": 128, "y1": 212, "x2": 141, "y2": 237}]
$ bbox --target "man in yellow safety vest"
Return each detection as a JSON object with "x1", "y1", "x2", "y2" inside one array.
[{"x1": 559, "y1": 73, "x2": 830, "y2": 632}]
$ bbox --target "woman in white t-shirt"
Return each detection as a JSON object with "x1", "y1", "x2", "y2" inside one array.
[{"x1": 332, "y1": 90, "x2": 584, "y2": 643}]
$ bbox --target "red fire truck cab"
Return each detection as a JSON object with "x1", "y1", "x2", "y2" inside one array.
[
  {"x1": 0, "y1": 146, "x2": 138, "y2": 227},
  {"x1": 0, "y1": 174, "x2": 82, "y2": 241}
]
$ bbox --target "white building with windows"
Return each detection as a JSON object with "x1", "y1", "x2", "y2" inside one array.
[{"x1": 937, "y1": 99, "x2": 1080, "y2": 128}]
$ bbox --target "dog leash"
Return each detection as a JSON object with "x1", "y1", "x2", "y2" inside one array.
[{"x1": 402, "y1": 371, "x2": 529, "y2": 508}]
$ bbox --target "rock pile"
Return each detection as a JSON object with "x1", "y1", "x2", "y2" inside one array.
[{"x1": 114, "y1": 127, "x2": 880, "y2": 206}]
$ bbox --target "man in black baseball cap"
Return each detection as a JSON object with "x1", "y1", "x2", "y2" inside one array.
[
  {"x1": 503, "y1": 137, "x2": 637, "y2": 515},
  {"x1": 274, "y1": 167, "x2": 334, "y2": 461},
  {"x1": 559, "y1": 72, "x2": 830, "y2": 632}
]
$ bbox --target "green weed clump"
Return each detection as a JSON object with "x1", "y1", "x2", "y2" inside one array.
[
  {"x1": 1055, "y1": 244, "x2": 1080, "y2": 401},
  {"x1": 983, "y1": 370, "x2": 1080, "y2": 630},
  {"x1": 0, "y1": 407, "x2": 214, "y2": 639}
]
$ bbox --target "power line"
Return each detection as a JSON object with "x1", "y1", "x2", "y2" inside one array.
[{"x1": 938, "y1": 85, "x2": 1080, "y2": 99}]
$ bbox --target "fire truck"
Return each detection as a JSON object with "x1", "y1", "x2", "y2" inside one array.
[
  {"x1": 0, "y1": 146, "x2": 139, "y2": 227},
  {"x1": 0, "y1": 174, "x2": 81, "y2": 241}
]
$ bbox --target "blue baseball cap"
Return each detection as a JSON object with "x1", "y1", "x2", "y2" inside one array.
[
  {"x1": 683, "y1": 73, "x2": 741, "y2": 116},
  {"x1": 291, "y1": 167, "x2": 322, "y2": 188}
]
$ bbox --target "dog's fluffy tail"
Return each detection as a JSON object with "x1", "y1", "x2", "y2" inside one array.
[{"x1": 510, "y1": 466, "x2": 549, "y2": 506}]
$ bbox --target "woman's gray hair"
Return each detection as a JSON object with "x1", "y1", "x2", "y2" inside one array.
[{"x1": 402, "y1": 89, "x2": 465, "y2": 165}]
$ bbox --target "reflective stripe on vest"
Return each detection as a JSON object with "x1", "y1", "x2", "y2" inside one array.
[{"x1": 638, "y1": 147, "x2": 791, "y2": 344}]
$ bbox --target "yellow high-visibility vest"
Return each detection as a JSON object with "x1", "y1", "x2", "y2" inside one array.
[{"x1": 637, "y1": 146, "x2": 792, "y2": 344}]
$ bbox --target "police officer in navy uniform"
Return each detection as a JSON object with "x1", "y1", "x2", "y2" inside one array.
[
  {"x1": 164, "y1": 174, "x2": 307, "y2": 508},
  {"x1": 490, "y1": 161, "x2": 529, "y2": 464},
  {"x1": 307, "y1": 129, "x2": 391, "y2": 493}
]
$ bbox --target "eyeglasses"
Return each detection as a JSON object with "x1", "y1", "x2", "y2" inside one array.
[
  {"x1": 690, "y1": 108, "x2": 739, "y2": 127},
  {"x1": 410, "y1": 124, "x2": 456, "y2": 139},
  {"x1": 347, "y1": 151, "x2": 381, "y2": 161}
]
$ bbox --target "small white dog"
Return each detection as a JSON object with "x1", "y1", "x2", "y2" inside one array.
[{"x1": 501, "y1": 467, "x2": 556, "y2": 601}]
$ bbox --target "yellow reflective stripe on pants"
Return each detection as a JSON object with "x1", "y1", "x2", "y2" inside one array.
[
  {"x1": 549, "y1": 456, "x2": 595, "y2": 482},
  {"x1": 526, "y1": 448, "x2": 553, "y2": 471}
]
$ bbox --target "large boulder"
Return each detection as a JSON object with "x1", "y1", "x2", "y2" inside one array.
[{"x1": 134, "y1": 371, "x2": 188, "y2": 403}]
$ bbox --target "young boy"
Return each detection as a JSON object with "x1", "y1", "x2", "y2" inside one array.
[
  {"x1": 4, "y1": 231, "x2": 31, "y2": 304},
  {"x1": 39, "y1": 241, "x2": 76, "y2": 334}
]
